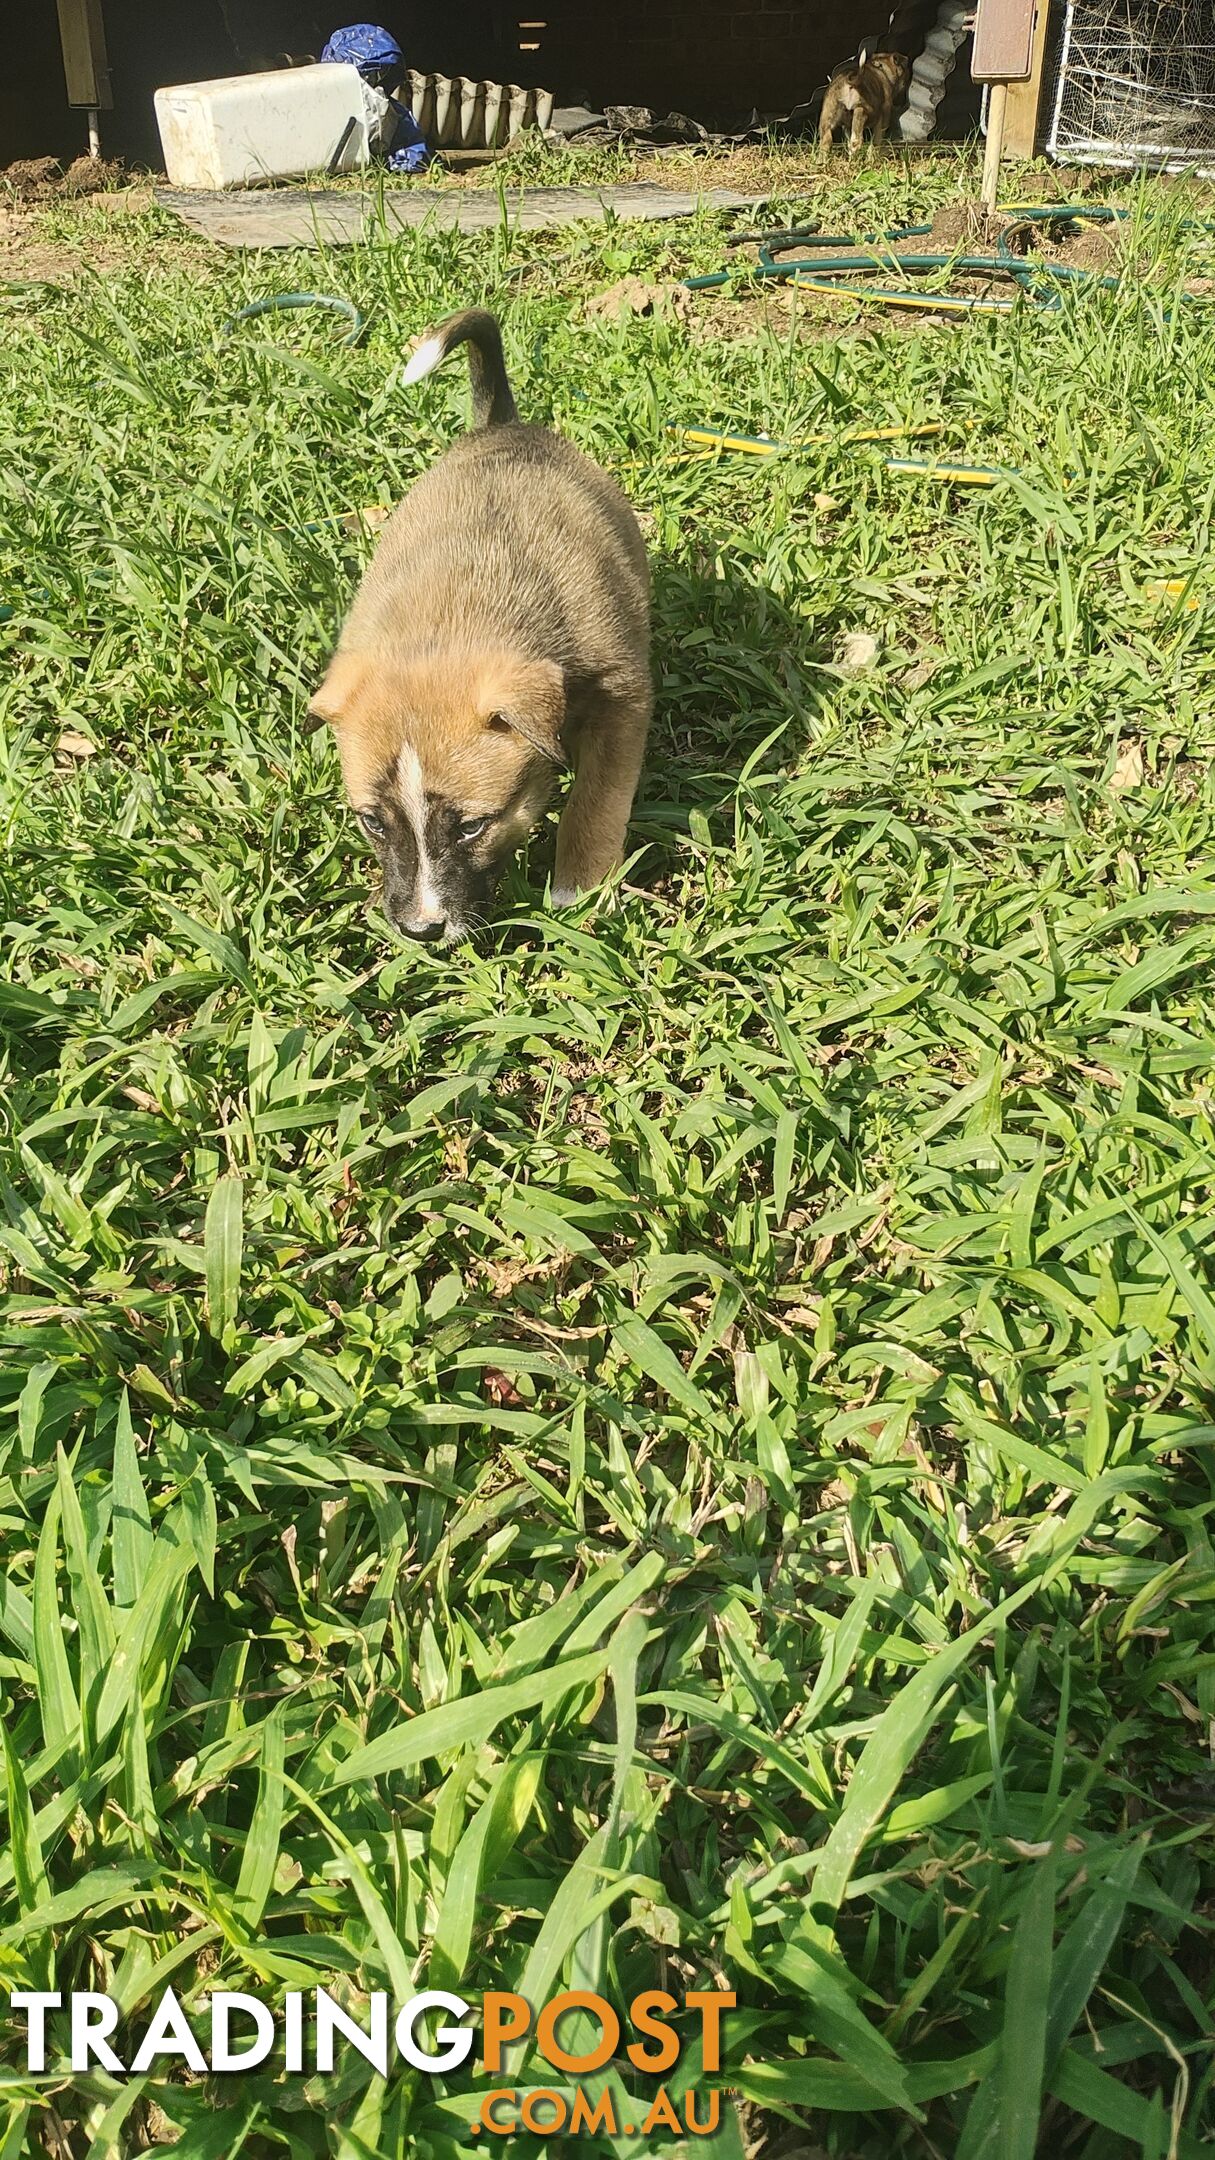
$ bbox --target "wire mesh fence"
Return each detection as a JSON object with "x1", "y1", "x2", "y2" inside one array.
[{"x1": 1045, "y1": 0, "x2": 1215, "y2": 170}]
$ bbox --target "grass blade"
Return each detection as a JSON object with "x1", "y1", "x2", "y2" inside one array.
[
  {"x1": 327, "y1": 1643, "x2": 615, "y2": 1788},
  {"x1": 232, "y1": 1704, "x2": 286, "y2": 1935},
  {"x1": 203, "y1": 1174, "x2": 243, "y2": 1344},
  {"x1": 110, "y1": 1390, "x2": 152, "y2": 1613}
]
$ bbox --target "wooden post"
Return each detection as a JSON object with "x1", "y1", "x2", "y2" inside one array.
[
  {"x1": 1003, "y1": 0, "x2": 1052, "y2": 161},
  {"x1": 971, "y1": 0, "x2": 1037, "y2": 209},
  {"x1": 55, "y1": 0, "x2": 112, "y2": 112},
  {"x1": 981, "y1": 80, "x2": 1008, "y2": 211}
]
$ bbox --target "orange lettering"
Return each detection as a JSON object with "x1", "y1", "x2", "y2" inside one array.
[
  {"x1": 686, "y1": 2090, "x2": 722, "y2": 2136},
  {"x1": 520, "y1": 2090, "x2": 566, "y2": 2134},
  {"x1": 481, "y1": 1993, "x2": 531, "y2": 2073},
  {"x1": 687, "y1": 1991, "x2": 734, "y2": 2073},
  {"x1": 569, "y1": 2089, "x2": 617, "y2": 2135},
  {"x1": 480, "y1": 2089, "x2": 516, "y2": 2135},
  {"x1": 535, "y1": 1991, "x2": 620, "y2": 2075},
  {"x1": 642, "y1": 2088, "x2": 682, "y2": 2134},
  {"x1": 626, "y1": 1990, "x2": 679, "y2": 2074}
]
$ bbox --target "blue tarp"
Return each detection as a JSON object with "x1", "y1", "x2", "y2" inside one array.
[{"x1": 320, "y1": 23, "x2": 432, "y2": 171}]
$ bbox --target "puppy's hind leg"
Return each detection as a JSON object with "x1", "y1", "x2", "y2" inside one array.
[
  {"x1": 551, "y1": 688, "x2": 651, "y2": 906},
  {"x1": 818, "y1": 90, "x2": 841, "y2": 152},
  {"x1": 849, "y1": 104, "x2": 867, "y2": 154}
]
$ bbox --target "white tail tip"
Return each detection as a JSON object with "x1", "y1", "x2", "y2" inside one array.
[{"x1": 401, "y1": 333, "x2": 444, "y2": 386}]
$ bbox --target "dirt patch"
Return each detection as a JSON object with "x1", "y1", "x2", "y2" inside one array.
[
  {"x1": 0, "y1": 181, "x2": 202, "y2": 284},
  {"x1": 1055, "y1": 226, "x2": 1122, "y2": 271},
  {"x1": 0, "y1": 244, "x2": 121, "y2": 286},
  {"x1": 685, "y1": 281, "x2": 847, "y2": 344},
  {"x1": 928, "y1": 202, "x2": 1005, "y2": 251},
  {"x1": 583, "y1": 274, "x2": 695, "y2": 321},
  {"x1": 2, "y1": 158, "x2": 63, "y2": 198},
  {"x1": 1032, "y1": 164, "x2": 1129, "y2": 200},
  {"x1": 0, "y1": 223, "x2": 195, "y2": 287},
  {"x1": 928, "y1": 200, "x2": 1123, "y2": 273},
  {"x1": 0, "y1": 155, "x2": 145, "y2": 280},
  {"x1": 0, "y1": 203, "x2": 132, "y2": 286},
  {"x1": 1009, "y1": 215, "x2": 1122, "y2": 272},
  {"x1": 2, "y1": 154, "x2": 125, "y2": 201},
  {"x1": 62, "y1": 154, "x2": 126, "y2": 196},
  {"x1": 683, "y1": 201, "x2": 1127, "y2": 336}
]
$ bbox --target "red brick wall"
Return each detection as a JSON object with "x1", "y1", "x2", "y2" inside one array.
[{"x1": 539, "y1": 0, "x2": 883, "y2": 119}]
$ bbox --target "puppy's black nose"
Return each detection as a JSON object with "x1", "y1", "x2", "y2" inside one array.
[{"x1": 403, "y1": 916, "x2": 446, "y2": 943}]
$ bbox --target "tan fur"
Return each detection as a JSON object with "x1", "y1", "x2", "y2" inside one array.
[
  {"x1": 310, "y1": 311, "x2": 651, "y2": 940},
  {"x1": 819, "y1": 51, "x2": 910, "y2": 154},
  {"x1": 314, "y1": 649, "x2": 564, "y2": 814}
]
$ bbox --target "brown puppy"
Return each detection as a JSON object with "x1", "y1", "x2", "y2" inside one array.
[
  {"x1": 818, "y1": 47, "x2": 911, "y2": 154},
  {"x1": 307, "y1": 309, "x2": 651, "y2": 943}
]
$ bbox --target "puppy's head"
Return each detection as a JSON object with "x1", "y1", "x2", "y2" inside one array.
[
  {"x1": 307, "y1": 646, "x2": 565, "y2": 943},
  {"x1": 872, "y1": 51, "x2": 910, "y2": 90}
]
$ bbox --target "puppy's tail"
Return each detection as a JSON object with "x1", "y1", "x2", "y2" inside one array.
[{"x1": 400, "y1": 308, "x2": 518, "y2": 429}]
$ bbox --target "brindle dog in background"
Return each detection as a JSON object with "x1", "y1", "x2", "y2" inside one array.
[{"x1": 819, "y1": 45, "x2": 912, "y2": 154}]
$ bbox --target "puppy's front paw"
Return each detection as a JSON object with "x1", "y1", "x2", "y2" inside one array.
[{"x1": 550, "y1": 885, "x2": 578, "y2": 907}]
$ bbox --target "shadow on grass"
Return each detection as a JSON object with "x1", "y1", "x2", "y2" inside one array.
[{"x1": 516, "y1": 549, "x2": 843, "y2": 910}]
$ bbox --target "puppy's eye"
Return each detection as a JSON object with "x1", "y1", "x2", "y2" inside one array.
[
  {"x1": 359, "y1": 810, "x2": 385, "y2": 840},
  {"x1": 458, "y1": 816, "x2": 488, "y2": 843}
]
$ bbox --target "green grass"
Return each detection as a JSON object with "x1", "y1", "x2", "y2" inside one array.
[{"x1": 3, "y1": 154, "x2": 1215, "y2": 2157}]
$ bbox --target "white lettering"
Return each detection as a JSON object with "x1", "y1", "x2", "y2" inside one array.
[
  {"x1": 284, "y1": 1988, "x2": 304, "y2": 2073},
  {"x1": 396, "y1": 1991, "x2": 474, "y2": 2074},
  {"x1": 129, "y1": 1986, "x2": 208, "y2": 2075},
  {"x1": 71, "y1": 1993, "x2": 123, "y2": 2073},
  {"x1": 210, "y1": 1991, "x2": 275, "y2": 2071},
  {"x1": 315, "y1": 1989, "x2": 388, "y2": 2077},
  {"x1": 11, "y1": 1992, "x2": 61, "y2": 2073}
]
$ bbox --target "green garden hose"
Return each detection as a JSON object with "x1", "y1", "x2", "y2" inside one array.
[
  {"x1": 222, "y1": 293, "x2": 365, "y2": 346},
  {"x1": 1006, "y1": 201, "x2": 1215, "y2": 232},
  {"x1": 683, "y1": 204, "x2": 1208, "y2": 314},
  {"x1": 684, "y1": 227, "x2": 931, "y2": 292}
]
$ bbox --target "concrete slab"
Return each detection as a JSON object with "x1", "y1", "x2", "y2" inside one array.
[
  {"x1": 156, "y1": 187, "x2": 362, "y2": 248},
  {"x1": 156, "y1": 180, "x2": 764, "y2": 250}
]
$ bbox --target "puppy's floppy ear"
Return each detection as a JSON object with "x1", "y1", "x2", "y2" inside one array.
[
  {"x1": 305, "y1": 649, "x2": 367, "y2": 735},
  {"x1": 480, "y1": 655, "x2": 568, "y2": 766}
]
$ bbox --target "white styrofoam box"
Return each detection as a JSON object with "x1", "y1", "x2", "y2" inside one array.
[{"x1": 154, "y1": 63, "x2": 370, "y2": 190}]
